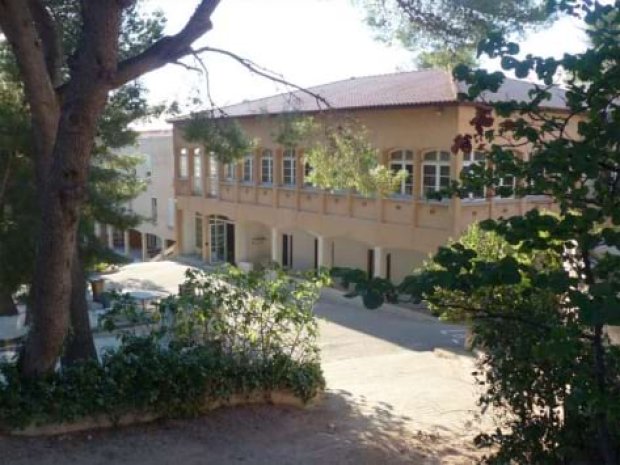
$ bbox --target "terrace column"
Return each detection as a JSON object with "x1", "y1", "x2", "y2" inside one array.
[
  {"x1": 373, "y1": 246, "x2": 385, "y2": 279},
  {"x1": 271, "y1": 227, "x2": 282, "y2": 266},
  {"x1": 107, "y1": 225, "x2": 114, "y2": 250},
  {"x1": 317, "y1": 236, "x2": 332, "y2": 269},
  {"x1": 141, "y1": 232, "x2": 148, "y2": 262},
  {"x1": 451, "y1": 151, "x2": 464, "y2": 237},
  {"x1": 234, "y1": 222, "x2": 249, "y2": 264},
  {"x1": 124, "y1": 230, "x2": 131, "y2": 257},
  {"x1": 94, "y1": 222, "x2": 102, "y2": 241}
]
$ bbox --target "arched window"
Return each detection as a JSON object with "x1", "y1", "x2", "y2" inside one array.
[
  {"x1": 282, "y1": 149, "x2": 297, "y2": 186},
  {"x1": 179, "y1": 148, "x2": 188, "y2": 179},
  {"x1": 462, "y1": 151, "x2": 485, "y2": 199},
  {"x1": 389, "y1": 150, "x2": 414, "y2": 196},
  {"x1": 422, "y1": 150, "x2": 451, "y2": 196},
  {"x1": 261, "y1": 149, "x2": 273, "y2": 184},
  {"x1": 242, "y1": 153, "x2": 253, "y2": 183}
]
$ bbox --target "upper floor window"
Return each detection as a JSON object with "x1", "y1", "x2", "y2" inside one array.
[
  {"x1": 193, "y1": 148, "x2": 203, "y2": 195},
  {"x1": 462, "y1": 151, "x2": 486, "y2": 199},
  {"x1": 242, "y1": 153, "x2": 253, "y2": 183},
  {"x1": 143, "y1": 154, "x2": 152, "y2": 178},
  {"x1": 303, "y1": 161, "x2": 313, "y2": 187},
  {"x1": 496, "y1": 150, "x2": 518, "y2": 198},
  {"x1": 389, "y1": 150, "x2": 414, "y2": 196},
  {"x1": 208, "y1": 152, "x2": 218, "y2": 198},
  {"x1": 422, "y1": 150, "x2": 451, "y2": 197},
  {"x1": 282, "y1": 149, "x2": 297, "y2": 186},
  {"x1": 179, "y1": 148, "x2": 188, "y2": 178},
  {"x1": 261, "y1": 149, "x2": 273, "y2": 184},
  {"x1": 224, "y1": 162, "x2": 235, "y2": 181}
]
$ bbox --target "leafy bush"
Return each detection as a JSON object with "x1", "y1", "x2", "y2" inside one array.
[
  {"x1": 0, "y1": 267, "x2": 326, "y2": 430},
  {"x1": 331, "y1": 267, "x2": 397, "y2": 309},
  {"x1": 402, "y1": 220, "x2": 620, "y2": 463}
]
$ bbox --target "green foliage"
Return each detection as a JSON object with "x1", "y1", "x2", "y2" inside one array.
[
  {"x1": 277, "y1": 116, "x2": 407, "y2": 196},
  {"x1": 0, "y1": 1, "x2": 162, "y2": 293},
  {"x1": 416, "y1": 47, "x2": 477, "y2": 71},
  {"x1": 273, "y1": 113, "x2": 317, "y2": 149},
  {"x1": 331, "y1": 267, "x2": 397, "y2": 310},
  {"x1": 184, "y1": 115, "x2": 256, "y2": 164},
  {"x1": 407, "y1": 1, "x2": 620, "y2": 462},
  {"x1": 358, "y1": 0, "x2": 553, "y2": 67},
  {"x1": 346, "y1": 2, "x2": 620, "y2": 461},
  {"x1": 0, "y1": 267, "x2": 326, "y2": 429}
]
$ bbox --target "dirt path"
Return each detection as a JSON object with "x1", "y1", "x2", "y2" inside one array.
[{"x1": 0, "y1": 262, "x2": 488, "y2": 465}]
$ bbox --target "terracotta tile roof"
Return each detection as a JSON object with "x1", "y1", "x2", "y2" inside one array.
[{"x1": 172, "y1": 70, "x2": 567, "y2": 121}]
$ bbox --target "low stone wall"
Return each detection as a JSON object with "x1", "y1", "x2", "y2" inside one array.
[{"x1": 5, "y1": 389, "x2": 322, "y2": 437}]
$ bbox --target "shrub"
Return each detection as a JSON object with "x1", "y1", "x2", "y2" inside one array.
[{"x1": 0, "y1": 267, "x2": 327, "y2": 430}]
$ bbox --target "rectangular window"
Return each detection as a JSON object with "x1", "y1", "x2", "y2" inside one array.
[
  {"x1": 193, "y1": 148, "x2": 203, "y2": 195},
  {"x1": 423, "y1": 165, "x2": 438, "y2": 196},
  {"x1": 390, "y1": 162, "x2": 414, "y2": 196},
  {"x1": 151, "y1": 198, "x2": 158, "y2": 224},
  {"x1": 422, "y1": 164, "x2": 451, "y2": 196},
  {"x1": 179, "y1": 148, "x2": 188, "y2": 178},
  {"x1": 282, "y1": 150, "x2": 296, "y2": 186},
  {"x1": 462, "y1": 151, "x2": 486, "y2": 199},
  {"x1": 242, "y1": 155, "x2": 253, "y2": 183},
  {"x1": 224, "y1": 163, "x2": 235, "y2": 181},
  {"x1": 209, "y1": 153, "x2": 218, "y2": 197},
  {"x1": 497, "y1": 176, "x2": 516, "y2": 198},
  {"x1": 261, "y1": 157, "x2": 273, "y2": 184}
]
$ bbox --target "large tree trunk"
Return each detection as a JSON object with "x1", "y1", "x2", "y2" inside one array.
[
  {"x1": 62, "y1": 245, "x2": 97, "y2": 366},
  {"x1": 19, "y1": 12, "x2": 121, "y2": 377},
  {"x1": 0, "y1": 287, "x2": 18, "y2": 317},
  {"x1": 1, "y1": 0, "x2": 221, "y2": 377},
  {"x1": 20, "y1": 102, "x2": 110, "y2": 376}
]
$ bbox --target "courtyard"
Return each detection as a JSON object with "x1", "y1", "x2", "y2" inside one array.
[{"x1": 1, "y1": 261, "x2": 485, "y2": 465}]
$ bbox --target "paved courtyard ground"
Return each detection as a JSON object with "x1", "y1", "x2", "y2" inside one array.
[{"x1": 0, "y1": 261, "x2": 488, "y2": 465}]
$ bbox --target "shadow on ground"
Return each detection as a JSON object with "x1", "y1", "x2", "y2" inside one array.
[
  {"x1": 0, "y1": 390, "x2": 483, "y2": 465},
  {"x1": 316, "y1": 288, "x2": 470, "y2": 355}
]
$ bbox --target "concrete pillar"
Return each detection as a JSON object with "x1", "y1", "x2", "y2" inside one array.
[
  {"x1": 373, "y1": 246, "x2": 385, "y2": 279},
  {"x1": 141, "y1": 232, "x2": 148, "y2": 262},
  {"x1": 451, "y1": 150, "x2": 464, "y2": 238},
  {"x1": 235, "y1": 222, "x2": 248, "y2": 264},
  {"x1": 124, "y1": 230, "x2": 130, "y2": 257},
  {"x1": 107, "y1": 225, "x2": 114, "y2": 249},
  {"x1": 271, "y1": 227, "x2": 281, "y2": 265},
  {"x1": 317, "y1": 236, "x2": 332, "y2": 269},
  {"x1": 201, "y1": 217, "x2": 209, "y2": 262},
  {"x1": 94, "y1": 222, "x2": 102, "y2": 241}
]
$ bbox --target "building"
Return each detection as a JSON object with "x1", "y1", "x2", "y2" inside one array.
[
  {"x1": 171, "y1": 70, "x2": 568, "y2": 282},
  {"x1": 98, "y1": 129, "x2": 176, "y2": 261}
]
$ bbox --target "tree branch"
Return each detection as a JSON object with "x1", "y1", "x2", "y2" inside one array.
[
  {"x1": 0, "y1": 0, "x2": 59, "y2": 179},
  {"x1": 27, "y1": 0, "x2": 64, "y2": 87},
  {"x1": 192, "y1": 46, "x2": 332, "y2": 109},
  {"x1": 111, "y1": 0, "x2": 221, "y2": 88}
]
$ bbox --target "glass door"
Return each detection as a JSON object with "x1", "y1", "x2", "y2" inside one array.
[{"x1": 210, "y1": 219, "x2": 227, "y2": 263}]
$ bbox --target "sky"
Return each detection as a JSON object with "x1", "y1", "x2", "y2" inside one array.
[{"x1": 139, "y1": 0, "x2": 591, "y2": 127}]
